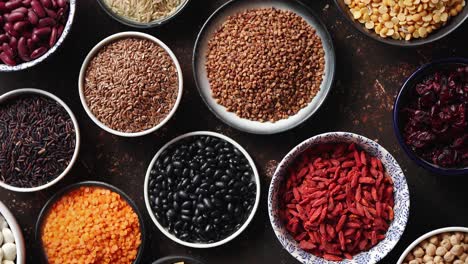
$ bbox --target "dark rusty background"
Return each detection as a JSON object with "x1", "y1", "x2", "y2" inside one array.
[{"x1": 0, "y1": 0, "x2": 467, "y2": 263}]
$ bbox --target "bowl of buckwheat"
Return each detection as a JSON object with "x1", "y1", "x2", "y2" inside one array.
[{"x1": 334, "y1": 0, "x2": 468, "y2": 46}]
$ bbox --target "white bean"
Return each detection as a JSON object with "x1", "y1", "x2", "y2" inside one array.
[
  {"x1": 1, "y1": 243, "x2": 15, "y2": 261},
  {"x1": 2, "y1": 260, "x2": 14, "y2": 264},
  {"x1": 0, "y1": 232, "x2": 3, "y2": 245},
  {"x1": 0, "y1": 248, "x2": 3, "y2": 261},
  {"x1": 0, "y1": 217, "x2": 6, "y2": 230},
  {"x1": 0, "y1": 229, "x2": 13, "y2": 244}
]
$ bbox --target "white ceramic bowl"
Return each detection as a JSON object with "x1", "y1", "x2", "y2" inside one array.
[
  {"x1": 268, "y1": 132, "x2": 410, "y2": 264},
  {"x1": 144, "y1": 131, "x2": 260, "y2": 248},
  {"x1": 0, "y1": 0, "x2": 76, "y2": 72},
  {"x1": 397, "y1": 227, "x2": 468, "y2": 264},
  {"x1": 0, "y1": 88, "x2": 80, "y2": 193},
  {"x1": 193, "y1": 0, "x2": 336, "y2": 134},
  {"x1": 78, "y1": 31, "x2": 183, "y2": 137},
  {"x1": 0, "y1": 201, "x2": 26, "y2": 264}
]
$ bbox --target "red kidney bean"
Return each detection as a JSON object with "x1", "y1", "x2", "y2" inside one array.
[
  {"x1": 9, "y1": 36, "x2": 18, "y2": 48},
  {"x1": 4, "y1": 22, "x2": 19, "y2": 37},
  {"x1": 13, "y1": 21, "x2": 29, "y2": 32},
  {"x1": 6, "y1": 12, "x2": 25, "y2": 23},
  {"x1": 57, "y1": 24, "x2": 63, "y2": 36},
  {"x1": 30, "y1": 46, "x2": 46, "y2": 59},
  {"x1": 33, "y1": 26, "x2": 50, "y2": 38},
  {"x1": 0, "y1": 3, "x2": 8, "y2": 13},
  {"x1": 56, "y1": 0, "x2": 65, "y2": 8},
  {"x1": 0, "y1": 52, "x2": 16, "y2": 65},
  {"x1": 2, "y1": 43, "x2": 15, "y2": 57},
  {"x1": 26, "y1": 37, "x2": 34, "y2": 50},
  {"x1": 40, "y1": 0, "x2": 52, "y2": 8},
  {"x1": 38, "y1": 17, "x2": 55, "y2": 27},
  {"x1": 0, "y1": 34, "x2": 8, "y2": 43},
  {"x1": 44, "y1": 7, "x2": 56, "y2": 18},
  {"x1": 22, "y1": 0, "x2": 32, "y2": 6},
  {"x1": 0, "y1": 15, "x2": 3, "y2": 24},
  {"x1": 5, "y1": 0, "x2": 23, "y2": 10},
  {"x1": 31, "y1": 0, "x2": 45, "y2": 17},
  {"x1": 27, "y1": 9, "x2": 38, "y2": 24},
  {"x1": 12, "y1": 7, "x2": 28, "y2": 13},
  {"x1": 17, "y1": 37, "x2": 30, "y2": 61},
  {"x1": 48, "y1": 26, "x2": 56, "y2": 47},
  {"x1": 31, "y1": 33, "x2": 40, "y2": 43}
]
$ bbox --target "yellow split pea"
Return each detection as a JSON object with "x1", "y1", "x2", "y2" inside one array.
[{"x1": 345, "y1": 0, "x2": 466, "y2": 40}]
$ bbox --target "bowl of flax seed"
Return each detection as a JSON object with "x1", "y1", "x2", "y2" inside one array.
[{"x1": 78, "y1": 31, "x2": 183, "y2": 137}]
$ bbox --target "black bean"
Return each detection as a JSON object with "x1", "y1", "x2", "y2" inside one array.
[
  {"x1": 178, "y1": 190, "x2": 188, "y2": 200},
  {"x1": 215, "y1": 181, "x2": 225, "y2": 188},
  {"x1": 181, "y1": 215, "x2": 191, "y2": 222}
]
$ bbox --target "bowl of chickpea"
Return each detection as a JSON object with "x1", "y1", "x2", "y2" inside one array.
[
  {"x1": 398, "y1": 227, "x2": 468, "y2": 264},
  {"x1": 334, "y1": 0, "x2": 468, "y2": 46}
]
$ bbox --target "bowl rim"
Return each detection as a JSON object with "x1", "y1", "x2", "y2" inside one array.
[
  {"x1": 396, "y1": 226, "x2": 468, "y2": 264},
  {"x1": 192, "y1": 0, "x2": 336, "y2": 135},
  {"x1": 152, "y1": 255, "x2": 205, "y2": 264},
  {"x1": 268, "y1": 131, "x2": 410, "y2": 264},
  {"x1": 143, "y1": 131, "x2": 261, "y2": 248},
  {"x1": 0, "y1": 201, "x2": 26, "y2": 264},
  {"x1": 392, "y1": 57, "x2": 468, "y2": 175},
  {"x1": 333, "y1": 0, "x2": 468, "y2": 47},
  {"x1": 0, "y1": 88, "x2": 80, "y2": 192},
  {"x1": 96, "y1": 0, "x2": 191, "y2": 28},
  {"x1": 34, "y1": 181, "x2": 147, "y2": 264},
  {"x1": 0, "y1": 0, "x2": 76, "y2": 72},
  {"x1": 78, "y1": 31, "x2": 184, "y2": 138}
]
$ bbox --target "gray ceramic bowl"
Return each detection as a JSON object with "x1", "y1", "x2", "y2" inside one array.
[
  {"x1": 334, "y1": 0, "x2": 468, "y2": 47},
  {"x1": 0, "y1": 0, "x2": 76, "y2": 72},
  {"x1": 97, "y1": 0, "x2": 190, "y2": 28},
  {"x1": 193, "y1": 0, "x2": 336, "y2": 134}
]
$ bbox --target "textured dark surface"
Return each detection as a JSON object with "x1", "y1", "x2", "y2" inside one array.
[{"x1": 0, "y1": 0, "x2": 467, "y2": 263}]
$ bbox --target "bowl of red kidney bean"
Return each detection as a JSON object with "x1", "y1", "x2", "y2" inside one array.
[
  {"x1": 144, "y1": 131, "x2": 260, "y2": 248},
  {"x1": 268, "y1": 132, "x2": 410, "y2": 264},
  {"x1": 0, "y1": 0, "x2": 75, "y2": 71},
  {"x1": 393, "y1": 58, "x2": 468, "y2": 175}
]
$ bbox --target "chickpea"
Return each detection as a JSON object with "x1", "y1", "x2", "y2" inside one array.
[
  {"x1": 423, "y1": 255, "x2": 433, "y2": 262},
  {"x1": 426, "y1": 243, "x2": 437, "y2": 256},
  {"x1": 464, "y1": 235, "x2": 468, "y2": 243},
  {"x1": 409, "y1": 260, "x2": 420, "y2": 264},
  {"x1": 441, "y1": 239, "x2": 453, "y2": 250},
  {"x1": 425, "y1": 261, "x2": 434, "y2": 264},
  {"x1": 454, "y1": 260, "x2": 464, "y2": 264},
  {"x1": 414, "y1": 246, "x2": 425, "y2": 258},
  {"x1": 429, "y1": 236, "x2": 440, "y2": 245},
  {"x1": 451, "y1": 234, "x2": 461, "y2": 246},
  {"x1": 442, "y1": 233, "x2": 451, "y2": 240},
  {"x1": 406, "y1": 252, "x2": 416, "y2": 261},
  {"x1": 433, "y1": 256, "x2": 443, "y2": 262},
  {"x1": 460, "y1": 253, "x2": 468, "y2": 261},
  {"x1": 444, "y1": 251, "x2": 455, "y2": 262},
  {"x1": 436, "y1": 246, "x2": 447, "y2": 256},
  {"x1": 465, "y1": 258, "x2": 468, "y2": 264},
  {"x1": 456, "y1": 232, "x2": 465, "y2": 242},
  {"x1": 421, "y1": 240, "x2": 430, "y2": 249},
  {"x1": 451, "y1": 244, "x2": 464, "y2": 256},
  {"x1": 463, "y1": 243, "x2": 468, "y2": 252}
]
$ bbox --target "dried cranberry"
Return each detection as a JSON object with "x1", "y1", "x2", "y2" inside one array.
[{"x1": 400, "y1": 66, "x2": 468, "y2": 168}]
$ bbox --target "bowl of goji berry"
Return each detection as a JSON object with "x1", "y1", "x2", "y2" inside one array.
[{"x1": 268, "y1": 132, "x2": 410, "y2": 264}]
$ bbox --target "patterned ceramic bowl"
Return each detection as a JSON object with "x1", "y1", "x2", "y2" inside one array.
[{"x1": 268, "y1": 132, "x2": 410, "y2": 264}]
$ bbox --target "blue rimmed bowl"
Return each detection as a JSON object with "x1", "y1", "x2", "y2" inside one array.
[
  {"x1": 0, "y1": 0, "x2": 76, "y2": 72},
  {"x1": 393, "y1": 58, "x2": 468, "y2": 175},
  {"x1": 268, "y1": 132, "x2": 410, "y2": 264}
]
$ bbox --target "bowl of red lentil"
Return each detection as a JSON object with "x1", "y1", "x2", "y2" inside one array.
[
  {"x1": 35, "y1": 181, "x2": 146, "y2": 264},
  {"x1": 0, "y1": 88, "x2": 80, "y2": 193},
  {"x1": 78, "y1": 31, "x2": 183, "y2": 137},
  {"x1": 268, "y1": 132, "x2": 410, "y2": 264},
  {"x1": 193, "y1": 0, "x2": 336, "y2": 134},
  {"x1": 334, "y1": 0, "x2": 468, "y2": 46}
]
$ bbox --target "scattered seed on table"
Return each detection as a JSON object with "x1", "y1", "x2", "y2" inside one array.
[
  {"x1": 84, "y1": 37, "x2": 179, "y2": 133},
  {"x1": 41, "y1": 186, "x2": 142, "y2": 264},
  {"x1": 0, "y1": 95, "x2": 76, "y2": 188},
  {"x1": 206, "y1": 8, "x2": 325, "y2": 122},
  {"x1": 148, "y1": 135, "x2": 257, "y2": 243}
]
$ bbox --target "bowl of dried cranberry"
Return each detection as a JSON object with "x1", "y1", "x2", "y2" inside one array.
[
  {"x1": 268, "y1": 132, "x2": 410, "y2": 264},
  {"x1": 0, "y1": 0, "x2": 76, "y2": 72},
  {"x1": 393, "y1": 58, "x2": 468, "y2": 175}
]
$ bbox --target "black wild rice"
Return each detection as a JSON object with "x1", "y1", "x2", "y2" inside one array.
[{"x1": 0, "y1": 95, "x2": 76, "y2": 188}]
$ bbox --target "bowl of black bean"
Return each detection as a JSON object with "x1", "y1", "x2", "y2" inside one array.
[{"x1": 144, "y1": 131, "x2": 260, "y2": 248}]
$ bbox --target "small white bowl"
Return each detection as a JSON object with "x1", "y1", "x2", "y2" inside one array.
[
  {"x1": 144, "y1": 131, "x2": 260, "y2": 248},
  {"x1": 397, "y1": 227, "x2": 468, "y2": 264},
  {"x1": 0, "y1": 201, "x2": 26, "y2": 264},
  {"x1": 78, "y1": 31, "x2": 183, "y2": 138},
  {"x1": 269, "y1": 132, "x2": 410, "y2": 264},
  {"x1": 0, "y1": 88, "x2": 80, "y2": 193}
]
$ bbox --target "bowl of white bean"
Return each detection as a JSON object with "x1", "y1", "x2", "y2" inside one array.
[
  {"x1": 397, "y1": 227, "x2": 468, "y2": 264},
  {"x1": 0, "y1": 201, "x2": 26, "y2": 264}
]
